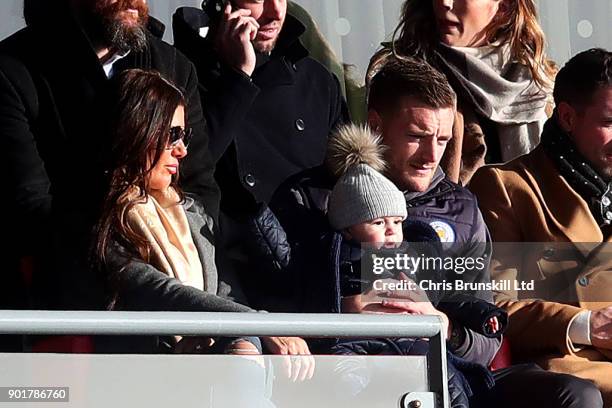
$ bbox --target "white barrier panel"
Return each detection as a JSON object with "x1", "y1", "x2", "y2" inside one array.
[{"x1": 0, "y1": 353, "x2": 433, "y2": 408}]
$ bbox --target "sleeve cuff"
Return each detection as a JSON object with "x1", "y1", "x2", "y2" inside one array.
[
  {"x1": 449, "y1": 325, "x2": 470, "y2": 355},
  {"x1": 223, "y1": 65, "x2": 255, "y2": 85},
  {"x1": 567, "y1": 310, "x2": 591, "y2": 350}
]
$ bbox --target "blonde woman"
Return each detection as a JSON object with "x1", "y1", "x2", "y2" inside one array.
[{"x1": 369, "y1": 0, "x2": 555, "y2": 184}]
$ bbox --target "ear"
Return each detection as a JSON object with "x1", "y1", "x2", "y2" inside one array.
[
  {"x1": 493, "y1": 0, "x2": 510, "y2": 23},
  {"x1": 367, "y1": 109, "x2": 383, "y2": 134},
  {"x1": 556, "y1": 102, "x2": 577, "y2": 133}
]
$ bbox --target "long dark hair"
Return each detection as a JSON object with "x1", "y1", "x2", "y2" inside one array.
[
  {"x1": 390, "y1": 0, "x2": 555, "y2": 89},
  {"x1": 96, "y1": 69, "x2": 186, "y2": 267}
]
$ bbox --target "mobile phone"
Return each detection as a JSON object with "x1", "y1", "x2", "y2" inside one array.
[{"x1": 201, "y1": 0, "x2": 227, "y2": 21}]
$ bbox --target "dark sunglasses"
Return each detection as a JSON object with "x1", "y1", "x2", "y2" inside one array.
[{"x1": 167, "y1": 126, "x2": 193, "y2": 150}]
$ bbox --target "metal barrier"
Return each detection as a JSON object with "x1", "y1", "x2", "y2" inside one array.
[{"x1": 0, "y1": 311, "x2": 448, "y2": 408}]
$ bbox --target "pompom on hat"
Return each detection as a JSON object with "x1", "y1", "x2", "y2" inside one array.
[{"x1": 326, "y1": 124, "x2": 407, "y2": 231}]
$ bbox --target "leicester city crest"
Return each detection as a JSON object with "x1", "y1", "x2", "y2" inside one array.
[{"x1": 429, "y1": 221, "x2": 455, "y2": 243}]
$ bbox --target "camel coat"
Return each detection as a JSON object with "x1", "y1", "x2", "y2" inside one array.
[{"x1": 469, "y1": 145, "x2": 612, "y2": 404}]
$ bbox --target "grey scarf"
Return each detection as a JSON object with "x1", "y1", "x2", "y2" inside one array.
[{"x1": 436, "y1": 43, "x2": 551, "y2": 162}]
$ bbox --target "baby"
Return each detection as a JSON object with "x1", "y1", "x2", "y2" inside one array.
[{"x1": 326, "y1": 124, "x2": 499, "y2": 336}]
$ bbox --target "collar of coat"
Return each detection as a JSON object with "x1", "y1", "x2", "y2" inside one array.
[
  {"x1": 522, "y1": 145, "x2": 605, "y2": 247},
  {"x1": 520, "y1": 147, "x2": 612, "y2": 282},
  {"x1": 540, "y1": 115, "x2": 612, "y2": 228},
  {"x1": 270, "y1": 14, "x2": 309, "y2": 62}
]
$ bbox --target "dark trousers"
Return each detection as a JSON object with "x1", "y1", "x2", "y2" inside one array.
[{"x1": 480, "y1": 363, "x2": 603, "y2": 408}]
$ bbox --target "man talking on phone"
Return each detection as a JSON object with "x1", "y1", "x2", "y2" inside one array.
[
  {"x1": 173, "y1": 0, "x2": 347, "y2": 377},
  {"x1": 173, "y1": 0, "x2": 346, "y2": 218}
]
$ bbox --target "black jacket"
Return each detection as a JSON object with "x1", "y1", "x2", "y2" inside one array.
[
  {"x1": 245, "y1": 165, "x2": 504, "y2": 366},
  {"x1": 246, "y1": 204, "x2": 506, "y2": 334},
  {"x1": 269, "y1": 166, "x2": 493, "y2": 296},
  {"x1": 0, "y1": 3, "x2": 218, "y2": 309},
  {"x1": 172, "y1": 7, "x2": 348, "y2": 217}
]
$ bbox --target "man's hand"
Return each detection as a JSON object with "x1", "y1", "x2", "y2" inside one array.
[
  {"x1": 173, "y1": 336, "x2": 214, "y2": 353},
  {"x1": 262, "y1": 337, "x2": 315, "y2": 382},
  {"x1": 361, "y1": 303, "x2": 413, "y2": 314},
  {"x1": 377, "y1": 273, "x2": 431, "y2": 303},
  {"x1": 214, "y1": 4, "x2": 259, "y2": 76},
  {"x1": 591, "y1": 306, "x2": 612, "y2": 350},
  {"x1": 228, "y1": 339, "x2": 261, "y2": 355},
  {"x1": 380, "y1": 299, "x2": 451, "y2": 339}
]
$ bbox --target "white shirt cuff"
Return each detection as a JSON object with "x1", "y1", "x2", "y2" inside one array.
[{"x1": 568, "y1": 310, "x2": 592, "y2": 347}]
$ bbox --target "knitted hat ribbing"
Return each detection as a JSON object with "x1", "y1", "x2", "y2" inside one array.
[{"x1": 326, "y1": 124, "x2": 407, "y2": 230}]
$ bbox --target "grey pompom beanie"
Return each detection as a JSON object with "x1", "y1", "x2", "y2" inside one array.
[
  {"x1": 326, "y1": 125, "x2": 407, "y2": 230},
  {"x1": 328, "y1": 163, "x2": 407, "y2": 230}
]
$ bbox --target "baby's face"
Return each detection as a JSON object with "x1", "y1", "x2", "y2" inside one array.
[{"x1": 346, "y1": 216, "x2": 404, "y2": 248}]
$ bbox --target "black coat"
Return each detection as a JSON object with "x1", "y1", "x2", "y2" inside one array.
[
  {"x1": 245, "y1": 203, "x2": 507, "y2": 336},
  {"x1": 173, "y1": 7, "x2": 348, "y2": 217},
  {"x1": 0, "y1": 3, "x2": 219, "y2": 309},
  {"x1": 246, "y1": 165, "x2": 505, "y2": 366}
]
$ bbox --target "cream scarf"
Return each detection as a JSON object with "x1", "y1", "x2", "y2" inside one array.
[{"x1": 125, "y1": 187, "x2": 204, "y2": 291}]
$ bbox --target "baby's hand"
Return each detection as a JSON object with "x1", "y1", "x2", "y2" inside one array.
[
  {"x1": 367, "y1": 272, "x2": 430, "y2": 303},
  {"x1": 485, "y1": 316, "x2": 500, "y2": 335}
]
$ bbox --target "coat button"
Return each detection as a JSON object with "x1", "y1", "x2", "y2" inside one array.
[
  {"x1": 295, "y1": 119, "x2": 305, "y2": 131},
  {"x1": 578, "y1": 277, "x2": 589, "y2": 287},
  {"x1": 244, "y1": 173, "x2": 256, "y2": 188},
  {"x1": 602, "y1": 196, "x2": 611, "y2": 207},
  {"x1": 292, "y1": 63, "x2": 298, "y2": 71},
  {"x1": 542, "y1": 247, "x2": 555, "y2": 260}
]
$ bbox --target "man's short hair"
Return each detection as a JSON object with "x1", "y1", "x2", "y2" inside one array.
[
  {"x1": 367, "y1": 55, "x2": 456, "y2": 115},
  {"x1": 553, "y1": 48, "x2": 612, "y2": 108}
]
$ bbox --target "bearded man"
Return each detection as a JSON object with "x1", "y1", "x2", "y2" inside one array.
[{"x1": 0, "y1": 0, "x2": 218, "y2": 311}]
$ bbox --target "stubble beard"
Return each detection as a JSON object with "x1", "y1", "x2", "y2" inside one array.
[
  {"x1": 253, "y1": 38, "x2": 278, "y2": 55},
  {"x1": 595, "y1": 158, "x2": 612, "y2": 181}
]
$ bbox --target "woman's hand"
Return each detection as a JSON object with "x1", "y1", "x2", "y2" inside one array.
[{"x1": 262, "y1": 336, "x2": 315, "y2": 382}]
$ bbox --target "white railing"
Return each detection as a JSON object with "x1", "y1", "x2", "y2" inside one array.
[{"x1": 0, "y1": 311, "x2": 448, "y2": 408}]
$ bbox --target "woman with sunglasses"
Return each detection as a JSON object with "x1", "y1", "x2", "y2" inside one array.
[{"x1": 95, "y1": 69, "x2": 260, "y2": 354}]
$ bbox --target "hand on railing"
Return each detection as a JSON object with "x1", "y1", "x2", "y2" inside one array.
[
  {"x1": 262, "y1": 336, "x2": 315, "y2": 382},
  {"x1": 357, "y1": 272, "x2": 450, "y2": 339},
  {"x1": 378, "y1": 299, "x2": 451, "y2": 340}
]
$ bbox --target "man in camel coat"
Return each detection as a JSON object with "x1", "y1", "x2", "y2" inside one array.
[{"x1": 469, "y1": 48, "x2": 612, "y2": 404}]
